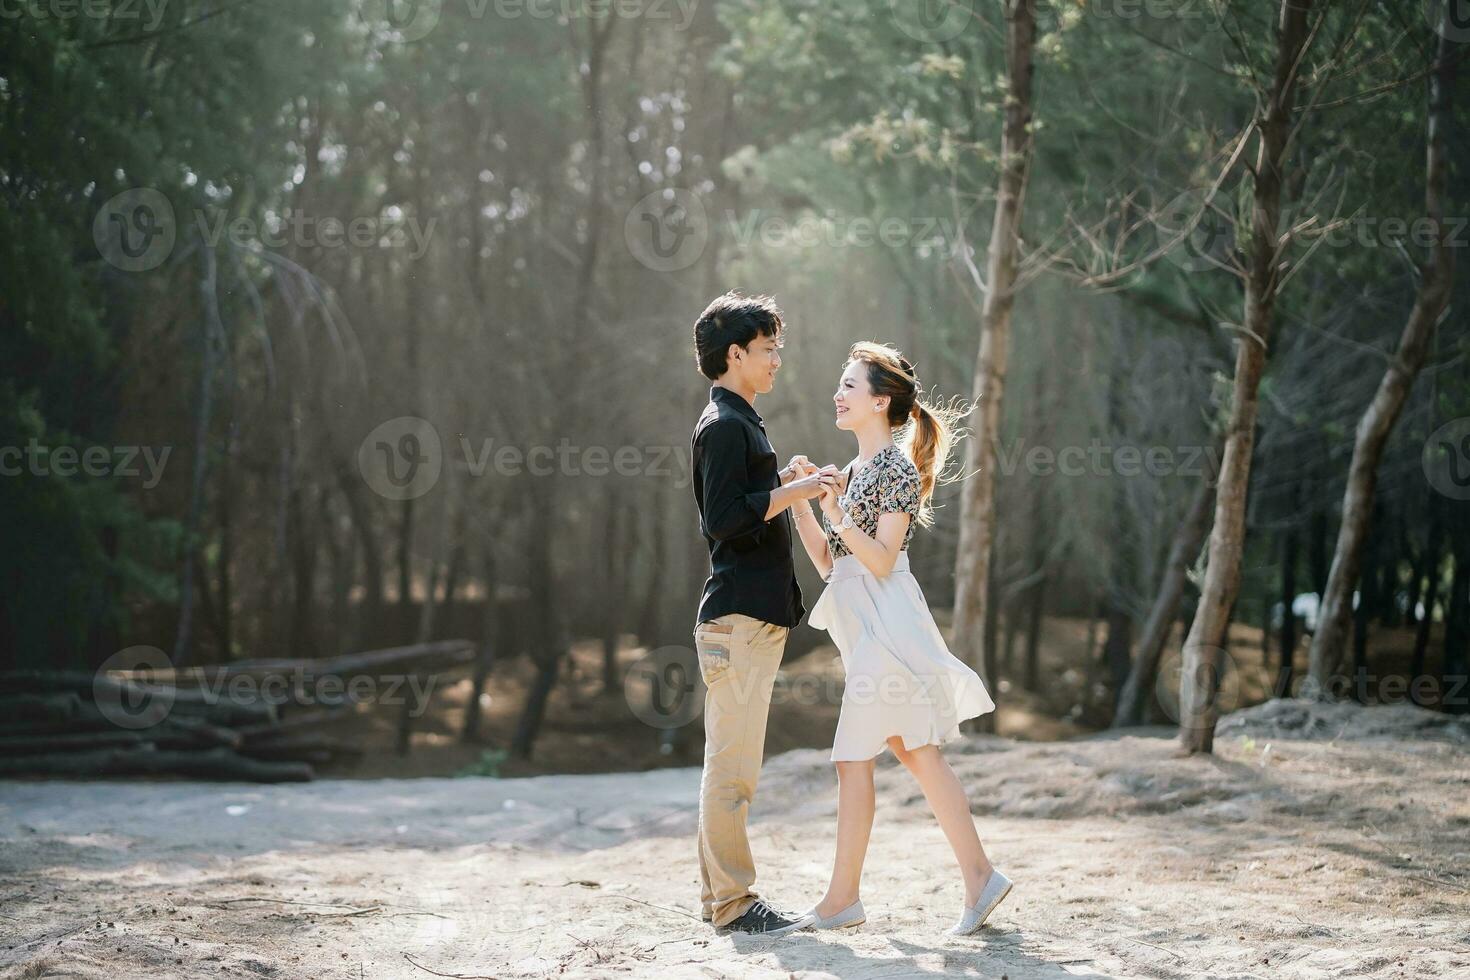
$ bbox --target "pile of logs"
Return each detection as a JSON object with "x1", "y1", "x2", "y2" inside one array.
[{"x1": 0, "y1": 640, "x2": 476, "y2": 782}]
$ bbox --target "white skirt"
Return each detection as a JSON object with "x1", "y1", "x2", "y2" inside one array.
[{"x1": 808, "y1": 552, "x2": 996, "y2": 762}]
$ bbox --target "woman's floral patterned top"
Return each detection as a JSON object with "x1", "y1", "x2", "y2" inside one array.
[{"x1": 824, "y1": 443, "x2": 921, "y2": 559}]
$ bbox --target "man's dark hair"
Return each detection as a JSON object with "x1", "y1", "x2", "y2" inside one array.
[{"x1": 693, "y1": 291, "x2": 785, "y2": 381}]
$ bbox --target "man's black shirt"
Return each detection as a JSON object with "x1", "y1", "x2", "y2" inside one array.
[{"x1": 691, "y1": 386, "x2": 804, "y2": 629}]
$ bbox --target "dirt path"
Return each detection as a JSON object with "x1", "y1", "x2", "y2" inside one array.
[{"x1": 2, "y1": 702, "x2": 1467, "y2": 980}]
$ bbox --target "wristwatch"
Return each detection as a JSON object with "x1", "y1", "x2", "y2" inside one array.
[{"x1": 829, "y1": 509, "x2": 854, "y2": 532}]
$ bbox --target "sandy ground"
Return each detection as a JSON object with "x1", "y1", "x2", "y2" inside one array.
[{"x1": 2, "y1": 699, "x2": 1468, "y2": 980}]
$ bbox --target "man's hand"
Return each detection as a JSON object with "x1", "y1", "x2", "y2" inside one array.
[{"x1": 779, "y1": 455, "x2": 818, "y2": 485}]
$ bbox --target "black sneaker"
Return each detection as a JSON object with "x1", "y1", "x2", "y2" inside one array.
[{"x1": 718, "y1": 899, "x2": 810, "y2": 936}]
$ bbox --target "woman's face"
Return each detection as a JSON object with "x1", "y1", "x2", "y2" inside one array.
[{"x1": 833, "y1": 360, "x2": 886, "y2": 431}]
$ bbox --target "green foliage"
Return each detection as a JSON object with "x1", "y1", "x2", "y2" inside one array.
[
  {"x1": 457, "y1": 748, "x2": 511, "y2": 778},
  {"x1": 0, "y1": 1, "x2": 348, "y2": 666}
]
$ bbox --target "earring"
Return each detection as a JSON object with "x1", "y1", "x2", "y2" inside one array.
[{"x1": 874, "y1": 405, "x2": 882, "y2": 412}]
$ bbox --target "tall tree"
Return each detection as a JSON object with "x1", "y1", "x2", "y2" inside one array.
[
  {"x1": 1178, "y1": 0, "x2": 1317, "y2": 754},
  {"x1": 951, "y1": 0, "x2": 1039, "y2": 718},
  {"x1": 1306, "y1": 18, "x2": 1458, "y2": 692}
]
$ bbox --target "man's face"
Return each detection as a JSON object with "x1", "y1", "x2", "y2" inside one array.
[{"x1": 729, "y1": 332, "x2": 783, "y2": 394}]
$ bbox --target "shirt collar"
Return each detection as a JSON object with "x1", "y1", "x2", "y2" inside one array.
[{"x1": 710, "y1": 385, "x2": 764, "y2": 426}]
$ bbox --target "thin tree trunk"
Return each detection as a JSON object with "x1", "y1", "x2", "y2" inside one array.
[
  {"x1": 1410, "y1": 497, "x2": 1444, "y2": 701},
  {"x1": 288, "y1": 482, "x2": 318, "y2": 660},
  {"x1": 1179, "y1": 0, "x2": 1312, "y2": 755},
  {"x1": 396, "y1": 498, "x2": 415, "y2": 627},
  {"x1": 638, "y1": 488, "x2": 668, "y2": 646},
  {"x1": 1350, "y1": 501, "x2": 1385, "y2": 700},
  {"x1": 337, "y1": 466, "x2": 384, "y2": 650},
  {"x1": 1084, "y1": 597, "x2": 1104, "y2": 670},
  {"x1": 1310, "y1": 507, "x2": 1330, "y2": 598},
  {"x1": 1405, "y1": 524, "x2": 1427, "y2": 629},
  {"x1": 1098, "y1": 356, "x2": 1131, "y2": 705},
  {"x1": 1101, "y1": 605, "x2": 1131, "y2": 701},
  {"x1": 1002, "y1": 590, "x2": 1023, "y2": 676},
  {"x1": 441, "y1": 532, "x2": 467, "y2": 640},
  {"x1": 1021, "y1": 477, "x2": 1049, "y2": 691},
  {"x1": 983, "y1": 544, "x2": 1001, "y2": 678},
  {"x1": 399, "y1": 479, "x2": 456, "y2": 755},
  {"x1": 952, "y1": 0, "x2": 1038, "y2": 733},
  {"x1": 172, "y1": 244, "x2": 222, "y2": 669},
  {"x1": 217, "y1": 425, "x2": 235, "y2": 659},
  {"x1": 461, "y1": 545, "x2": 500, "y2": 742},
  {"x1": 1277, "y1": 518, "x2": 1299, "y2": 698},
  {"x1": 414, "y1": 483, "x2": 453, "y2": 646},
  {"x1": 1115, "y1": 466, "x2": 1216, "y2": 727},
  {"x1": 602, "y1": 495, "x2": 625, "y2": 693},
  {"x1": 1442, "y1": 508, "x2": 1470, "y2": 715},
  {"x1": 1380, "y1": 513, "x2": 1406, "y2": 628},
  {"x1": 321, "y1": 491, "x2": 348, "y2": 657},
  {"x1": 1024, "y1": 569, "x2": 1048, "y2": 692},
  {"x1": 1307, "y1": 23, "x2": 1457, "y2": 694}
]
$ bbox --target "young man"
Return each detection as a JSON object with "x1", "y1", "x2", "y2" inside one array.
[{"x1": 690, "y1": 292, "x2": 836, "y2": 936}]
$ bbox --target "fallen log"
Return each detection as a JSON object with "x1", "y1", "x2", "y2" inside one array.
[
  {"x1": 236, "y1": 733, "x2": 364, "y2": 764},
  {"x1": 0, "y1": 729, "x2": 147, "y2": 754},
  {"x1": 0, "y1": 745, "x2": 313, "y2": 782},
  {"x1": 163, "y1": 697, "x2": 278, "y2": 728},
  {"x1": 0, "y1": 670, "x2": 216, "y2": 705},
  {"x1": 235, "y1": 706, "x2": 352, "y2": 741},
  {"x1": 162, "y1": 715, "x2": 244, "y2": 748},
  {"x1": 0, "y1": 641, "x2": 473, "y2": 765},
  {"x1": 0, "y1": 693, "x2": 84, "y2": 724},
  {"x1": 0, "y1": 672, "x2": 277, "y2": 728},
  {"x1": 122, "y1": 640, "x2": 477, "y2": 683},
  {"x1": 0, "y1": 717, "x2": 243, "y2": 756},
  {"x1": 0, "y1": 700, "x2": 161, "y2": 737}
]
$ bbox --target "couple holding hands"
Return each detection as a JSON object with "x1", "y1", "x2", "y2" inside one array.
[{"x1": 688, "y1": 292, "x2": 1011, "y2": 938}]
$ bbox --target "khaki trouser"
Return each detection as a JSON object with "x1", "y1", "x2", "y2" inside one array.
[{"x1": 694, "y1": 612, "x2": 789, "y2": 927}]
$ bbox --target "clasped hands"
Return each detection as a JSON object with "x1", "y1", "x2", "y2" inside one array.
[{"x1": 779, "y1": 455, "x2": 848, "y2": 523}]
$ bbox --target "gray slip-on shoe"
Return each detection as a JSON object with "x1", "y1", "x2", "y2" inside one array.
[
  {"x1": 799, "y1": 899, "x2": 865, "y2": 930},
  {"x1": 948, "y1": 869, "x2": 1013, "y2": 936}
]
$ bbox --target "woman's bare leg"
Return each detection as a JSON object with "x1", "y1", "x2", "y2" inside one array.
[
  {"x1": 815, "y1": 759, "x2": 875, "y2": 918},
  {"x1": 887, "y1": 736, "x2": 995, "y2": 907}
]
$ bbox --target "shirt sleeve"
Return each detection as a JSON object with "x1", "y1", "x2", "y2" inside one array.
[
  {"x1": 878, "y1": 457, "x2": 921, "y2": 517},
  {"x1": 697, "y1": 419, "x2": 773, "y2": 541}
]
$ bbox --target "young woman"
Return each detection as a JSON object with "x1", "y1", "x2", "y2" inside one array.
[{"x1": 788, "y1": 342, "x2": 1011, "y2": 936}]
